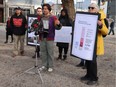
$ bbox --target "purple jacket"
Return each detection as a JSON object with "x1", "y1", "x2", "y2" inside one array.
[{"x1": 39, "y1": 15, "x2": 61, "y2": 41}]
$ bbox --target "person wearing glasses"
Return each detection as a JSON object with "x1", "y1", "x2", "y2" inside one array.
[{"x1": 80, "y1": 3, "x2": 108, "y2": 85}]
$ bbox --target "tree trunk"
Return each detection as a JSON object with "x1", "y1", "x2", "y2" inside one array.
[{"x1": 61, "y1": 0, "x2": 75, "y2": 20}]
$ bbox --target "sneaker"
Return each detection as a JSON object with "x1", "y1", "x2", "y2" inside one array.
[
  {"x1": 39, "y1": 66, "x2": 46, "y2": 71},
  {"x1": 48, "y1": 68, "x2": 53, "y2": 72}
]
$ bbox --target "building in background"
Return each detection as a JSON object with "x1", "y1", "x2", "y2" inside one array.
[
  {"x1": 107, "y1": 0, "x2": 116, "y2": 23},
  {"x1": 3, "y1": 0, "x2": 42, "y2": 23},
  {"x1": 0, "y1": 0, "x2": 4, "y2": 23},
  {"x1": 75, "y1": 0, "x2": 91, "y2": 11}
]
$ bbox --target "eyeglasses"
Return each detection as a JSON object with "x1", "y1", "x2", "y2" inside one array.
[{"x1": 88, "y1": 7, "x2": 95, "y2": 10}]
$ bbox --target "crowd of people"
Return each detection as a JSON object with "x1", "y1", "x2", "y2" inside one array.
[{"x1": 3, "y1": 3, "x2": 113, "y2": 85}]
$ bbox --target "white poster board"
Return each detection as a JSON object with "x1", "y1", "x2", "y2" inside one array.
[
  {"x1": 71, "y1": 12, "x2": 99, "y2": 61},
  {"x1": 54, "y1": 26, "x2": 72, "y2": 43}
]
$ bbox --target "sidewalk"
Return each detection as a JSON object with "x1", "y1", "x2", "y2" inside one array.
[
  {"x1": 0, "y1": 23, "x2": 6, "y2": 26},
  {"x1": 0, "y1": 25, "x2": 115, "y2": 87}
]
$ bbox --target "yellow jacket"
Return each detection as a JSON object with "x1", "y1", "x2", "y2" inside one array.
[{"x1": 97, "y1": 10, "x2": 109, "y2": 55}]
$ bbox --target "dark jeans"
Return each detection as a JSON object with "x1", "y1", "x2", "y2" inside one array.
[
  {"x1": 58, "y1": 47, "x2": 68, "y2": 56},
  {"x1": 85, "y1": 55, "x2": 98, "y2": 81},
  {"x1": 108, "y1": 28, "x2": 115, "y2": 35}
]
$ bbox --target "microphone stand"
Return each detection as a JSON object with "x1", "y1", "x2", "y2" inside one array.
[{"x1": 20, "y1": 34, "x2": 43, "y2": 84}]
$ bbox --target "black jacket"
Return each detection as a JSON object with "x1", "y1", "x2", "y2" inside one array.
[
  {"x1": 56, "y1": 17, "x2": 72, "y2": 48},
  {"x1": 10, "y1": 14, "x2": 27, "y2": 35},
  {"x1": 6, "y1": 20, "x2": 13, "y2": 35}
]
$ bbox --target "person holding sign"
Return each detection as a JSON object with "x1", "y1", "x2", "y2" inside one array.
[
  {"x1": 56, "y1": 9, "x2": 72, "y2": 60},
  {"x1": 80, "y1": 3, "x2": 108, "y2": 85},
  {"x1": 38, "y1": 4, "x2": 62, "y2": 72}
]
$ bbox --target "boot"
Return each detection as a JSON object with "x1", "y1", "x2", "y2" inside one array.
[
  {"x1": 57, "y1": 54, "x2": 62, "y2": 60},
  {"x1": 62, "y1": 55, "x2": 67, "y2": 61}
]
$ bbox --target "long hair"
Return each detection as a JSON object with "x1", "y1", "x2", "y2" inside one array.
[{"x1": 59, "y1": 9, "x2": 70, "y2": 20}]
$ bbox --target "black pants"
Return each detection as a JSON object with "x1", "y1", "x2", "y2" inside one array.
[
  {"x1": 108, "y1": 28, "x2": 115, "y2": 35},
  {"x1": 35, "y1": 46, "x2": 40, "y2": 56},
  {"x1": 6, "y1": 33, "x2": 13, "y2": 42},
  {"x1": 85, "y1": 55, "x2": 98, "y2": 81},
  {"x1": 58, "y1": 47, "x2": 68, "y2": 56}
]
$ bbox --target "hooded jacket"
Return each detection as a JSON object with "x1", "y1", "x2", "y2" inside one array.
[{"x1": 10, "y1": 13, "x2": 27, "y2": 35}]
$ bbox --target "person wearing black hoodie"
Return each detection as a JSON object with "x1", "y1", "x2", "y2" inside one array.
[
  {"x1": 10, "y1": 7, "x2": 27, "y2": 57},
  {"x1": 56, "y1": 9, "x2": 72, "y2": 60}
]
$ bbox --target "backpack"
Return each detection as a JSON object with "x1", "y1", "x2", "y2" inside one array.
[{"x1": 102, "y1": 18, "x2": 109, "y2": 37}]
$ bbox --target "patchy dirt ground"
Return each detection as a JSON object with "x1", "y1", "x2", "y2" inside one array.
[{"x1": 0, "y1": 26, "x2": 116, "y2": 87}]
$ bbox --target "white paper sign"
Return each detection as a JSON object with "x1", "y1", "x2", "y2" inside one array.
[
  {"x1": 54, "y1": 26, "x2": 72, "y2": 43},
  {"x1": 71, "y1": 12, "x2": 99, "y2": 61}
]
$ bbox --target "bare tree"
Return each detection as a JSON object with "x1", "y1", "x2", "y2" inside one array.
[{"x1": 61, "y1": 0, "x2": 75, "y2": 20}]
